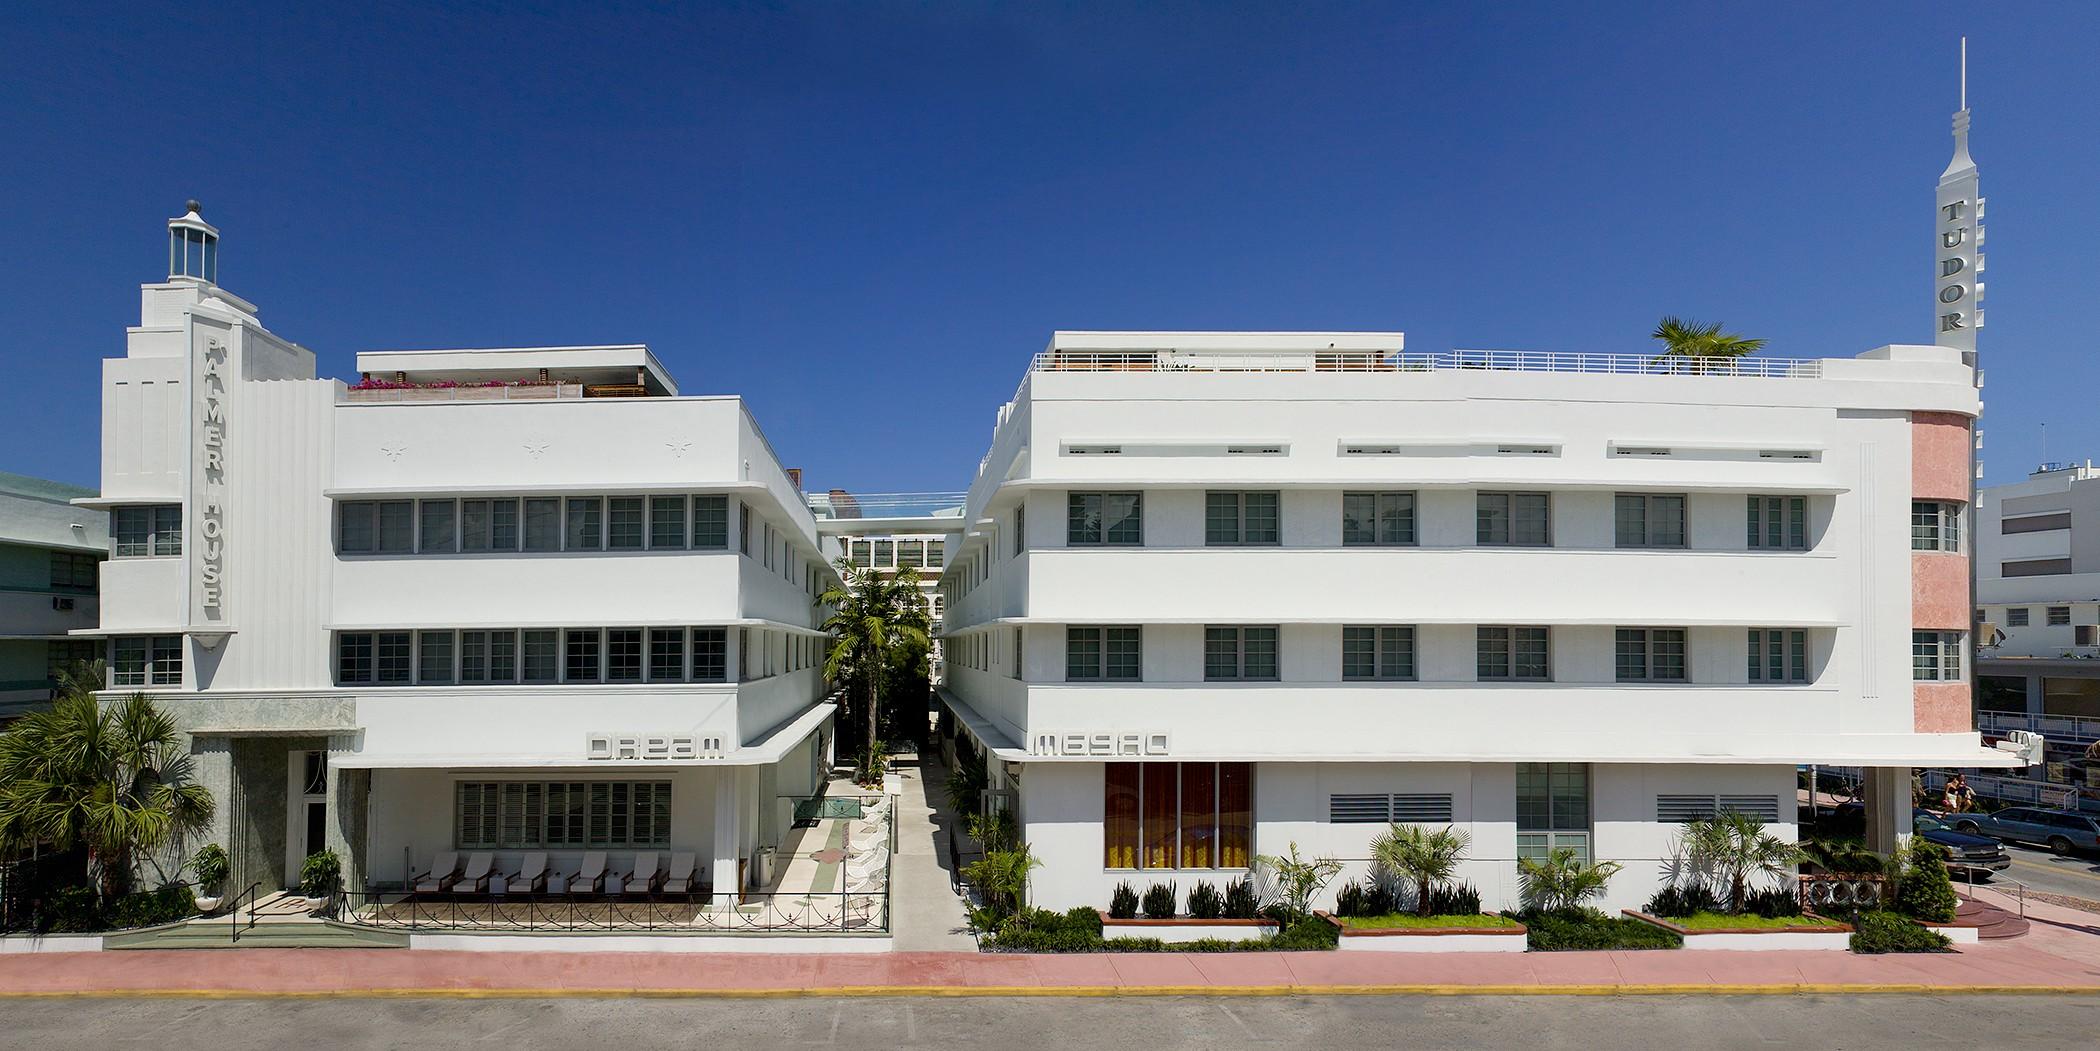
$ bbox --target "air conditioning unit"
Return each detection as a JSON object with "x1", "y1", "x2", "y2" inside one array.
[{"x1": 51, "y1": 597, "x2": 75, "y2": 612}]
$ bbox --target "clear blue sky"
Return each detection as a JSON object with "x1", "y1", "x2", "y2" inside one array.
[{"x1": 4, "y1": 2, "x2": 2095, "y2": 493}]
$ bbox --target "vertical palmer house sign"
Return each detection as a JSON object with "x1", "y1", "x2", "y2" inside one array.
[{"x1": 196, "y1": 337, "x2": 228, "y2": 615}]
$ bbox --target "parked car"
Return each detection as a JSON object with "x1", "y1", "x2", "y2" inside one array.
[
  {"x1": 1912, "y1": 811, "x2": 2012, "y2": 874},
  {"x1": 1951, "y1": 807, "x2": 2100, "y2": 856},
  {"x1": 1805, "y1": 802, "x2": 2014, "y2": 876}
]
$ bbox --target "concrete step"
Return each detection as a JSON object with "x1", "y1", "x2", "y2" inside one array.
[
  {"x1": 1955, "y1": 898, "x2": 2031, "y2": 940},
  {"x1": 104, "y1": 918, "x2": 408, "y2": 950}
]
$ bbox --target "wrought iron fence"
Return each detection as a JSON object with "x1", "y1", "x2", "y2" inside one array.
[{"x1": 1797, "y1": 872, "x2": 1890, "y2": 913}]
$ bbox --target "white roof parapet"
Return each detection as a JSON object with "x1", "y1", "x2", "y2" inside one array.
[{"x1": 353, "y1": 344, "x2": 678, "y2": 395}]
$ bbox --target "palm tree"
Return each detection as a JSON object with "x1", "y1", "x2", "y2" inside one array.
[
  {"x1": 1684, "y1": 810, "x2": 1805, "y2": 912},
  {"x1": 1650, "y1": 316, "x2": 1766, "y2": 373},
  {"x1": 817, "y1": 558, "x2": 932, "y2": 783},
  {"x1": 1516, "y1": 848, "x2": 1622, "y2": 913},
  {"x1": 0, "y1": 667, "x2": 213, "y2": 899},
  {"x1": 1370, "y1": 823, "x2": 1472, "y2": 916}
]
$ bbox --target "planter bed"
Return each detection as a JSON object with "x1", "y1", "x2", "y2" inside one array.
[
  {"x1": 1623, "y1": 910, "x2": 1852, "y2": 951},
  {"x1": 1098, "y1": 911, "x2": 1278, "y2": 943},
  {"x1": 1320, "y1": 912, "x2": 1527, "y2": 953},
  {"x1": 1918, "y1": 919, "x2": 1980, "y2": 944}
]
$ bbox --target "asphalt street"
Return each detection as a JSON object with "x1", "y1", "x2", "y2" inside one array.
[
  {"x1": 1961, "y1": 838, "x2": 2100, "y2": 908},
  {"x1": 10, "y1": 994, "x2": 2099, "y2": 1050}
]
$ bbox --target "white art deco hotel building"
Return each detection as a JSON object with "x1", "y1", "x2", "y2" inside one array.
[{"x1": 87, "y1": 206, "x2": 840, "y2": 899}]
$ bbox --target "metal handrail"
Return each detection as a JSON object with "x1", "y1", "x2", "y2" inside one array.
[
  {"x1": 228, "y1": 881, "x2": 264, "y2": 944},
  {"x1": 1955, "y1": 866, "x2": 2027, "y2": 918}
]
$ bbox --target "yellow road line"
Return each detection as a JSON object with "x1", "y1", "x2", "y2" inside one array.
[{"x1": 2, "y1": 984, "x2": 2098, "y2": 1000}]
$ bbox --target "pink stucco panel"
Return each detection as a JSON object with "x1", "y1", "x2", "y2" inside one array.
[
  {"x1": 1912, "y1": 552, "x2": 1970, "y2": 630},
  {"x1": 1914, "y1": 682, "x2": 1972, "y2": 733},
  {"x1": 1912, "y1": 411, "x2": 1974, "y2": 502}
]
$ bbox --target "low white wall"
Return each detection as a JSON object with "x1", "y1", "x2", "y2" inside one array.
[
  {"x1": 0, "y1": 933, "x2": 103, "y2": 953},
  {"x1": 1679, "y1": 929, "x2": 1852, "y2": 951},
  {"x1": 1100, "y1": 920, "x2": 1276, "y2": 943},
  {"x1": 1335, "y1": 932, "x2": 1527, "y2": 953},
  {"x1": 406, "y1": 932, "x2": 891, "y2": 953}
]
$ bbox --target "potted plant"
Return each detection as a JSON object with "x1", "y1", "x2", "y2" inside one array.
[
  {"x1": 299, "y1": 849, "x2": 341, "y2": 913},
  {"x1": 189, "y1": 843, "x2": 230, "y2": 913}
]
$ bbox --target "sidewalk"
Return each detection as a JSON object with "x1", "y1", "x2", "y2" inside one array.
[
  {"x1": 6, "y1": 919, "x2": 2100, "y2": 997},
  {"x1": 887, "y1": 750, "x2": 977, "y2": 951}
]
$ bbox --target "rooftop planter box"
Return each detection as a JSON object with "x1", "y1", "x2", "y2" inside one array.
[
  {"x1": 345, "y1": 382, "x2": 583, "y2": 403},
  {"x1": 1319, "y1": 911, "x2": 1528, "y2": 953},
  {"x1": 1623, "y1": 910, "x2": 1852, "y2": 951},
  {"x1": 1097, "y1": 911, "x2": 1278, "y2": 943}
]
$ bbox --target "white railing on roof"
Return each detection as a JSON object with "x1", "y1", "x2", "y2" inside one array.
[
  {"x1": 1025, "y1": 348, "x2": 1824, "y2": 379},
  {"x1": 807, "y1": 492, "x2": 969, "y2": 519}
]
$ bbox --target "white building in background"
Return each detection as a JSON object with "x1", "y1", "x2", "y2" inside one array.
[
  {"x1": 1973, "y1": 461, "x2": 2100, "y2": 804},
  {"x1": 84, "y1": 204, "x2": 841, "y2": 898},
  {"x1": 812, "y1": 491, "x2": 966, "y2": 681},
  {"x1": 0, "y1": 472, "x2": 104, "y2": 718}
]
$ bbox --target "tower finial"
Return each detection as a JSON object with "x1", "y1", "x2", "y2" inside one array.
[{"x1": 1935, "y1": 37, "x2": 1982, "y2": 357}]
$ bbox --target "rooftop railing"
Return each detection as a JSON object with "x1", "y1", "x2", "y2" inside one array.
[
  {"x1": 808, "y1": 492, "x2": 969, "y2": 519},
  {"x1": 1027, "y1": 348, "x2": 1825, "y2": 379}
]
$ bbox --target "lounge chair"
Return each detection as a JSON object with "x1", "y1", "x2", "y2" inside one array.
[
  {"x1": 452, "y1": 852, "x2": 496, "y2": 895},
  {"x1": 410, "y1": 851, "x2": 462, "y2": 896},
  {"x1": 617, "y1": 852, "x2": 663, "y2": 897},
  {"x1": 661, "y1": 853, "x2": 698, "y2": 898},
  {"x1": 506, "y1": 852, "x2": 549, "y2": 896},
  {"x1": 567, "y1": 851, "x2": 609, "y2": 896}
]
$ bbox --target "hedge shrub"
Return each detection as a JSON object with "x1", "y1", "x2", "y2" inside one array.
[
  {"x1": 1850, "y1": 911, "x2": 1953, "y2": 953},
  {"x1": 1518, "y1": 908, "x2": 1682, "y2": 951}
]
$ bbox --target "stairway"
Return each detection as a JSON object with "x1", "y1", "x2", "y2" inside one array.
[
  {"x1": 103, "y1": 917, "x2": 408, "y2": 950},
  {"x1": 1954, "y1": 897, "x2": 2031, "y2": 940}
]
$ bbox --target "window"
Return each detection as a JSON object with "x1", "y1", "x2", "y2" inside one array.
[
  {"x1": 648, "y1": 629, "x2": 685, "y2": 681},
  {"x1": 1204, "y1": 626, "x2": 1278, "y2": 681},
  {"x1": 112, "y1": 505, "x2": 183, "y2": 557},
  {"x1": 1477, "y1": 492, "x2": 1550, "y2": 546},
  {"x1": 339, "y1": 501, "x2": 412, "y2": 553},
  {"x1": 457, "y1": 780, "x2": 669, "y2": 849},
  {"x1": 2006, "y1": 607, "x2": 2031, "y2": 627},
  {"x1": 522, "y1": 630, "x2": 559, "y2": 683},
  {"x1": 648, "y1": 497, "x2": 686, "y2": 549},
  {"x1": 1343, "y1": 492, "x2": 1416, "y2": 546},
  {"x1": 2003, "y1": 558, "x2": 2072, "y2": 577},
  {"x1": 1343, "y1": 626, "x2": 1416, "y2": 680},
  {"x1": 689, "y1": 495, "x2": 728, "y2": 548},
  {"x1": 566, "y1": 629, "x2": 602, "y2": 682},
  {"x1": 692, "y1": 627, "x2": 728, "y2": 681},
  {"x1": 1067, "y1": 492, "x2": 1142, "y2": 545},
  {"x1": 1013, "y1": 507, "x2": 1026, "y2": 556},
  {"x1": 373, "y1": 631, "x2": 411, "y2": 684},
  {"x1": 337, "y1": 633, "x2": 374, "y2": 685},
  {"x1": 566, "y1": 498, "x2": 603, "y2": 550},
  {"x1": 1065, "y1": 626, "x2": 1141, "y2": 681},
  {"x1": 420, "y1": 500, "x2": 458, "y2": 552},
  {"x1": 606, "y1": 629, "x2": 643, "y2": 683},
  {"x1": 2048, "y1": 606, "x2": 2072, "y2": 627},
  {"x1": 738, "y1": 503, "x2": 751, "y2": 555},
  {"x1": 1614, "y1": 628, "x2": 1687, "y2": 682},
  {"x1": 1912, "y1": 501, "x2": 1962, "y2": 552},
  {"x1": 1912, "y1": 630, "x2": 1963, "y2": 681},
  {"x1": 112, "y1": 635, "x2": 182, "y2": 687},
  {"x1": 418, "y1": 631, "x2": 455, "y2": 684},
  {"x1": 1747, "y1": 629, "x2": 1809, "y2": 683},
  {"x1": 1516, "y1": 763, "x2": 1590, "y2": 863},
  {"x1": 873, "y1": 539, "x2": 893, "y2": 568},
  {"x1": 461, "y1": 499, "x2": 520, "y2": 552},
  {"x1": 1205, "y1": 491, "x2": 1280, "y2": 545},
  {"x1": 2003, "y1": 512, "x2": 2071, "y2": 534},
  {"x1": 607, "y1": 498, "x2": 645, "y2": 550},
  {"x1": 460, "y1": 630, "x2": 519, "y2": 684},
  {"x1": 1478, "y1": 626, "x2": 1550, "y2": 681},
  {"x1": 1012, "y1": 627, "x2": 1024, "y2": 680},
  {"x1": 1104, "y1": 762, "x2": 1252, "y2": 869},
  {"x1": 49, "y1": 552, "x2": 98, "y2": 591},
  {"x1": 739, "y1": 628, "x2": 751, "y2": 681},
  {"x1": 1746, "y1": 496, "x2": 1807, "y2": 550},
  {"x1": 927, "y1": 539, "x2": 945, "y2": 565},
  {"x1": 1614, "y1": 494, "x2": 1686, "y2": 548},
  {"x1": 523, "y1": 499, "x2": 561, "y2": 552},
  {"x1": 1329, "y1": 793, "x2": 1454, "y2": 824}
]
